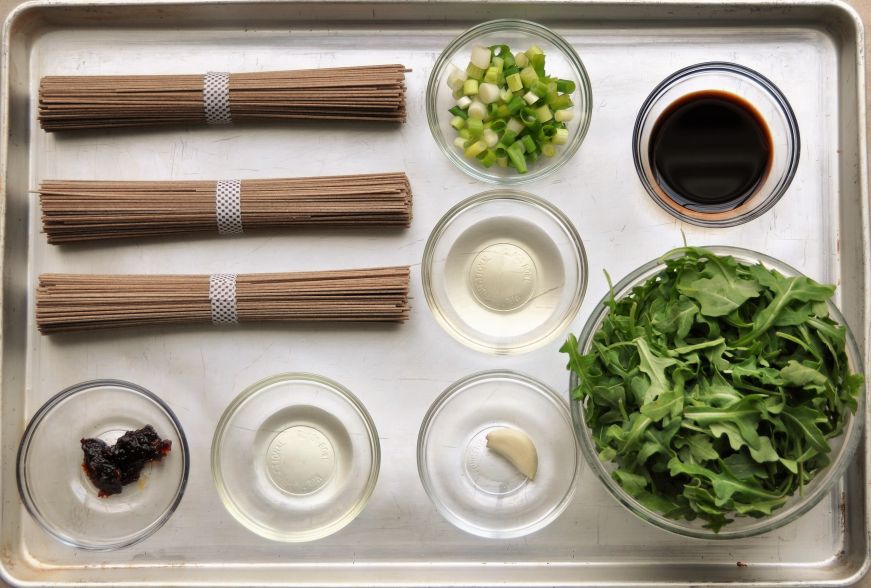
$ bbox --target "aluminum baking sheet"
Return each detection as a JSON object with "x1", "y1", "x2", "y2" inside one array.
[{"x1": 1, "y1": 0, "x2": 868, "y2": 585}]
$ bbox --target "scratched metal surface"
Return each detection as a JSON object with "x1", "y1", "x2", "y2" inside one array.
[{"x1": 0, "y1": 1, "x2": 868, "y2": 586}]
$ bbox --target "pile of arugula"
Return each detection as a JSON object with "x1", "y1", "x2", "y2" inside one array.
[{"x1": 561, "y1": 247, "x2": 863, "y2": 531}]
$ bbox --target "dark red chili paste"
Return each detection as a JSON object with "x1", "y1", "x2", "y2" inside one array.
[{"x1": 81, "y1": 425, "x2": 171, "y2": 497}]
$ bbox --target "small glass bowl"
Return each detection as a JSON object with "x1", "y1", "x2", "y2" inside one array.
[
  {"x1": 422, "y1": 190, "x2": 587, "y2": 355},
  {"x1": 211, "y1": 373, "x2": 379, "y2": 542},
  {"x1": 569, "y1": 246, "x2": 865, "y2": 539},
  {"x1": 427, "y1": 19, "x2": 593, "y2": 185},
  {"x1": 418, "y1": 371, "x2": 580, "y2": 538},
  {"x1": 17, "y1": 380, "x2": 189, "y2": 550},
  {"x1": 632, "y1": 62, "x2": 800, "y2": 227}
]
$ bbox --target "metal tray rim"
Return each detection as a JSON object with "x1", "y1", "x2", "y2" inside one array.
[{"x1": 1, "y1": 0, "x2": 868, "y2": 585}]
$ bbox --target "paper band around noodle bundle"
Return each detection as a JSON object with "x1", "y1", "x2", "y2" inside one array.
[
  {"x1": 215, "y1": 180, "x2": 243, "y2": 235},
  {"x1": 203, "y1": 72, "x2": 232, "y2": 125},
  {"x1": 209, "y1": 273, "x2": 238, "y2": 325}
]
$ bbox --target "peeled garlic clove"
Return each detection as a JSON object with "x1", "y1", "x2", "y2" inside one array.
[{"x1": 486, "y1": 427, "x2": 538, "y2": 480}]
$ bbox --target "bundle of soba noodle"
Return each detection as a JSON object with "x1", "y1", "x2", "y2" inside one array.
[
  {"x1": 39, "y1": 173, "x2": 412, "y2": 243},
  {"x1": 37, "y1": 267, "x2": 411, "y2": 334},
  {"x1": 39, "y1": 64, "x2": 408, "y2": 131}
]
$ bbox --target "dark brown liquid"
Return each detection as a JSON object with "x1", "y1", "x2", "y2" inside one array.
[{"x1": 649, "y1": 90, "x2": 772, "y2": 212}]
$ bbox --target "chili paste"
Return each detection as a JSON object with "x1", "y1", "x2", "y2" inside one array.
[{"x1": 81, "y1": 425, "x2": 171, "y2": 497}]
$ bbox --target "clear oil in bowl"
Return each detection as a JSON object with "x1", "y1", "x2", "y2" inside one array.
[{"x1": 443, "y1": 216, "x2": 566, "y2": 341}]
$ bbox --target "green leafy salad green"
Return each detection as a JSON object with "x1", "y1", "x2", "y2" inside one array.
[{"x1": 561, "y1": 247, "x2": 863, "y2": 531}]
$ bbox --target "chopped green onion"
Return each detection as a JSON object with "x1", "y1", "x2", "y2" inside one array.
[
  {"x1": 466, "y1": 64, "x2": 485, "y2": 81},
  {"x1": 519, "y1": 107, "x2": 538, "y2": 127},
  {"x1": 521, "y1": 135, "x2": 537, "y2": 153},
  {"x1": 466, "y1": 117, "x2": 484, "y2": 137},
  {"x1": 535, "y1": 104, "x2": 553, "y2": 123},
  {"x1": 488, "y1": 119, "x2": 507, "y2": 133},
  {"x1": 478, "y1": 82, "x2": 500, "y2": 104},
  {"x1": 506, "y1": 142, "x2": 528, "y2": 173},
  {"x1": 468, "y1": 100, "x2": 487, "y2": 120},
  {"x1": 506, "y1": 73, "x2": 523, "y2": 92},
  {"x1": 530, "y1": 54, "x2": 545, "y2": 77},
  {"x1": 501, "y1": 52, "x2": 515, "y2": 69},
  {"x1": 507, "y1": 95, "x2": 525, "y2": 114},
  {"x1": 519, "y1": 66, "x2": 539, "y2": 88},
  {"x1": 490, "y1": 44, "x2": 510, "y2": 57},
  {"x1": 537, "y1": 124, "x2": 558, "y2": 142},
  {"x1": 530, "y1": 80, "x2": 549, "y2": 98},
  {"x1": 522, "y1": 91, "x2": 539, "y2": 105},
  {"x1": 478, "y1": 149, "x2": 497, "y2": 167},
  {"x1": 448, "y1": 105, "x2": 468, "y2": 119},
  {"x1": 447, "y1": 42, "x2": 574, "y2": 175},
  {"x1": 483, "y1": 128, "x2": 499, "y2": 147},
  {"x1": 499, "y1": 128, "x2": 518, "y2": 147},
  {"x1": 549, "y1": 94, "x2": 573, "y2": 110},
  {"x1": 556, "y1": 79, "x2": 576, "y2": 93},
  {"x1": 493, "y1": 104, "x2": 510, "y2": 119},
  {"x1": 506, "y1": 117, "x2": 525, "y2": 134},
  {"x1": 446, "y1": 65, "x2": 468, "y2": 91},
  {"x1": 554, "y1": 108, "x2": 574, "y2": 122},
  {"x1": 471, "y1": 45, "x2": 492, "y2": 69},
  {"x1": 465, "y1": 140, "x2": 488, "y2": 159}
]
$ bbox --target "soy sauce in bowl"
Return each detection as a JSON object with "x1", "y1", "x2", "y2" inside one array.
[{"x1": 649, "y1": 90, "x2": 772, "y2": 212}]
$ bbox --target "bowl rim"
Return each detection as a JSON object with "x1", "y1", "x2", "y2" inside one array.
[
  {"x1": 210, "y1": 371, "x2": 381, "y2": 543},
  {"x1": 568, "y1": 245, "x2": 866, "y2": 539},
  {"x1": 631, "y1": 62, "x2": 801, "y2": 228},
  {"x1": 425, "y1": 18, "x2": 593, "y2": 185},
  {"x1": 417, "y1": 369, "x2": 580, "y2": 538},
  {"x1": 421, "y1": 189, "x2": 588, "y2": 355},
  {"x1": 16, "y1": 378, "x2": 190, "y2": 551}
]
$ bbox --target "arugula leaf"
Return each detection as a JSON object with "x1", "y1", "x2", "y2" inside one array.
[
  {"x1": 562, "y1": 246, "x2": 862, "y2": 531},
  {"x1": 634, "y1": 338, "x2": 676, "y2": 402},
  {"x1": 674, "y1": 248, "x2": 761, "y2": 316},
  {"x1": 780, "y1": 360, "x2": 827, "y2": 387}
]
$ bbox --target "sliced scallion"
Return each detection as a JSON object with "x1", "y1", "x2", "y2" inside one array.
[{"x1": 445, "y1": 42, "x2": 578, "y2": 175}]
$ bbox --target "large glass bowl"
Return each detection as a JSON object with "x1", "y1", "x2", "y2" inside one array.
[
  {"x1": 426, "y1": 19, "x2": 593, "y2": 185},
  {"x1": 569, "y1": 246, "x2": 865, "y2": 539},
  {"x1": 17, "y1": 380, "x2": 189, "y2": 550}
]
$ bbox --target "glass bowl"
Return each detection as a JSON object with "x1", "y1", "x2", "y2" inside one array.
[
  {"x1": 211, "y1": 373, "x2": 379, "y2": 542},
  {"x1": 17, "y1": 380, "x2": 189, "y2": 550},
  {"x1": 417, "y1": 370, "x2": 580, "y2": 538},
  {"x1": 632, "y1": 62, "x2": 800, "y2": 227},
  {"x1": 426, "y1": 19, "x2": 593, "y2": 185},
  {"x1": 569, "y1": 246, "x2": 865, "y2": 539},
  {"x1": 422, "y1": 190, "x2": 587, "y2": 355}
]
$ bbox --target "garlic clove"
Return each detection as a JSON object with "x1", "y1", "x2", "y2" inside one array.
[{"x1": 485, "y1": 427, "x2": 538, "y2": 480}]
